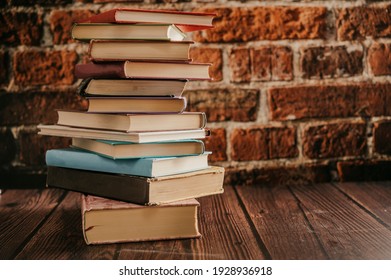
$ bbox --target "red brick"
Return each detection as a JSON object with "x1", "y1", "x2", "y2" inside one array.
[
  {"x1": 301, "y1": 45, "x2": 363, "y2": 79},
  {"x1": 224, "y1": 164, "x2": 331, "y2": 187},
  {"x1": 271, "y1": 46, "x2": 293, "y2": 81},
  {"x1": 189, "y1": 47, "x2": 222, "y2": 82},
  {"x1": 204, "y1": 128, "x2": 227, "y2": 162},
  {"x1": 8, "y1": 0, "x2": 72, "y2": 5},
  {"x1": 302, "y1": 122, "x2": 367, "y2": 159},
  {"x1": 231, "y1": 126, "x2": 298, "y2": 161},
  {"x1": 336, "y1": 5, "x2": 391, "y2": 40},
  {"x1": 337, "y1": 160, "x2": 391, "y2": 182},
  {"x1": 373, "y1": 121, "x2": 391, "y2": 155},
  {"x1": 0, "y1": 11, "x2": 43, "y2": 46},
  {"x1": 13, "y1": 50, "x2": 78, "y2": 86},
  {"x1": 0, "y1": 129, "x2": 16, "y2": 165},
  {"x1": 0, "y1": 50, "x2": 7, "y2": 86},
  {"x1": 19, "y1": 130, "x2": 71, "y2": 166},
  {"x1": 0, "y1": 91, "x2": 88, "y2": 126},
  {"x1": 250, "y1": 47, "x2": 272, "y2": 81},
  {"x1": 229, "y1": 48, "x2": 251, "y2": 82},
  {"x1": 183, "y1": 88, "x2": 259, "y2": 122},
  {"x1": 193, "y1": 7, "x2": 327, "y2": 43},
  {"x1": 50, "y1": 10, "x2": 97, "y2": 45},
  {"x1": 368, "y1": 43, "x2": 391, "y2": 76},
  {"x1": 268, "y1": 83, "x2": 391, "y2": 121}
]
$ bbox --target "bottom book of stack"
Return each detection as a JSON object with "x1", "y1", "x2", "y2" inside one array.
[{"x1": 82, "y1": 195, "x2": 201, "y2": 245}]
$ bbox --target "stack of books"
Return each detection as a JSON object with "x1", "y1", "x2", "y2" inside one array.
[{"x1": 38, "y1": 8, "x2": 225, "y2": 245}]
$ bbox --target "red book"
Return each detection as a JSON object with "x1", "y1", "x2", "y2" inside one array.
[
  {"x1": 75, "y1": 61, "x2": 211, "y2": 80},
  {"x1": 78, "y1": 8, "x2": 215, "y2": 32}
]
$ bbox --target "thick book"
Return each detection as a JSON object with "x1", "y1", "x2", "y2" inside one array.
[
  {"x1": 45, "y1": 148, "x2": 210, "y2": 177},
  {"x1": 38, "y1": 124, "x2": 209, "y2": 143},
  {"x1": 79, "y1": 8, "x2": 215, "y2": 32},
  {"x1": 75, "y1": 61, "x2": 210, "y2": 80},
  {"x1": 56, "y1": 110, "x2": 207, "y2": 132},
  {"x1": 72, "y1": 138, "x2": 205, "y2": 159},
  {"x1": 86, "y1": 96, "x2": 187, "y2": 114},
  {"x1": 81, "y1": 195, "x2": 201, "y2": 244},
  {"x1": 48, "y1": 165, "x2": 224, "y2": 205},
  {"x1": 71, "y1": 23, "x2": 186, "y2": 41},
  {"x1": 78, "y1": 78, "x2": 187, "y2": 97},
  {"x1": 88, "y1": 40, "x2": 192, "y2": 62}
]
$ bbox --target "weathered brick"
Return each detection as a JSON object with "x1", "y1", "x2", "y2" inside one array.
[
  {"x1": 231, "y1": 126, "x2": 298, "y2": 161},
  {"x1": 19, "y1": 130, "x2": 71, "y2": 166},
  {"x1": 0, "y1": 129, "x2": 16, "y2": 165},
  {"x1": 230, "y1": 46, "x2": 293, "y2": 82},
  {"x1": 0, "y1": 11, "x2": 43, "y2": 46},
  {"x1": 8, "y1": 0, "x2": 72, "y2": 5},
  {"x1": 50, "y1": 10, "x2": 97, "y2": 45},
  {"x1": 368, "y1": 43, "x2": 391, "y2": 76},
  {"x1": 268, "y1": 83, "x2": 391, "y2": 121},
  {"x1": 204, "y1": 128, "x2": 227, "y2": 162},
  {"x1": 336, "y1": 5, "x2": 391, "y2": 40},
  {"x1": 0, "y1": 91, "x2": 88, "y2": 126},
  {"x1": 13, "y1": 50, "x2": 78, "y2": 86},
  {"x1": 0, "y1": 50, "x2": 7, "y2": 86},
  {"x1": 189, "y1": 47, "x2": 222, "y2": 82},
  {"x1": 224, "y1": 164, "x2": 331, "y2": 187},
  {"x1": 184, "y1": 88, "x2": 259, "y2": 122},
  {"x1": 93, "y1": 0, "x2": 141, "y2": 2},
  {"x1": 373, "y1": 121, "x2": 391, "y2": 155},
  {"x1": 303, "y1": 122, "x2": 367, "y2": 159},
  {"x1": 337, "y1": 160, "x2": 391, "y2": 181},
  {"x1": 193, "y1": 7, "x2": 327, "y2": 43},
  {"x1": 301, "y1": 45, "x2": 363, "y2": 79}
]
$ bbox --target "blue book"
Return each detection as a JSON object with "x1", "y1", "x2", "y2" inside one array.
[{"x1": 46, "y1": 148, "x2": 210, "y2": 178}]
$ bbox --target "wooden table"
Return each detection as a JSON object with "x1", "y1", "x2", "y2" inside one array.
[{"x1": 1, "y1": 182, "x2": 391, "y2": 260}]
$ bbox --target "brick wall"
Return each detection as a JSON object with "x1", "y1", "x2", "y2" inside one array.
[{"x1": 1, "y1": 0, "x2": 391, "y2": 187}]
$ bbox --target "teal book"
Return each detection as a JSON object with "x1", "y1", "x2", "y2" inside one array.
[{"x1": 45, "y1": 148, "x2": 210, "y2": 177}]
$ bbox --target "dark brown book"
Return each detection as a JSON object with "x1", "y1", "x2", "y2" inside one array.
[
  {"x1": 47, "y1": 166, "x2": 225, "y2": 205},
  {"x1": 75, "y1": 61, "x2": 211, "y2": 80},
  {"x1": 81, "y1": 195, "x2": 201, "y2": 244}
]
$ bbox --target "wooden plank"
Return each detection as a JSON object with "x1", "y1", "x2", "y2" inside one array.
[
  {"x1": 15, "y1": 191, "x2": 118, "y2": 260},
  {"x1": 291, "y1": 183, "x2": 391, "y2": 259},
  {"x1": 336, "y1": 181, "x2": 391, "y2": 226},
  {"x1": 236, "y1": 184, "x2": 328, "y2": 260},
  {"x1": 118, "y1": 185, "x2": 266, "y2": 260},
  {"x1": 0, "y1": 189, "x2": 64, "y2": 260}
]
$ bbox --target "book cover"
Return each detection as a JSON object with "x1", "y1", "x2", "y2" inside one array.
[
  {"x1": 48, "y1": 165, "x2": 224, "y2": 205},
  {"x1": 45, "y1": 148, "x2": 210, "y2": 177}
]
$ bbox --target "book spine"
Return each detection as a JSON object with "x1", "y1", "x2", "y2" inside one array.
[{"x1": 75, "y1": 63, "x2": 127, "y2": 79}]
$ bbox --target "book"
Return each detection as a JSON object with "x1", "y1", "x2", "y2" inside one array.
[
  {"x1": 56, "y1": 110, "x2": 207, "y2": 132},
  {"x1": 71, "y1": 23, "x2": 187, "y2": 41},
  {"x1": 48, "y1": 165, "x2": 224, "y2": 205},
  {"x1": 87, "y1": 40, "x2": 192, "y2": 62},
  {"x1": 78, "y1": 78, "x2": 187, "y2": 97},
  {"x1": 81, "y1": 195, "x2": 201, "y2": 244},
  {"x1": 75, "y1": 61, "x2": 210, "y2": 80},
  {"x1": 79, "y1": 8, "x2": 215, "y2": 32},
  {"x1": 45, "y1": 148, "x2": 210, "y2": 177},
  {"x1": 71, "y1": 138, "x2": 205, "y2": 159},
  {"x1": 38, "y1": 125, "x2": 209, "y2": 143},
  {"x1": 86, "y1": 96, "x2": 187, "y2": 114}
]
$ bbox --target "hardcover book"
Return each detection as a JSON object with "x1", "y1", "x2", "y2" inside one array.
[
  {"x1": 48, "y1": 165, "x2": 225, "y2": 205},
  {"x1": 78, "y1": 78, "x2": 187, "y2": 97},
  {"x1": 87, "y1": 40, "x2": 192, "y2": 62},
  {"x1": 45, "y1": 148, "x2": 210, "y2": 177},
  {"x1": 75, "y1": 61, "x2": 211, "y2": 80},
  {"x1": 71, "y1": 23, "x2": 186, "y2": 41},
  {"x1": 71, "y1": 138, "x2": 205, "y2": 159},
  {"x1": 56, "y1": 110, "x2": 207, "y2": 132},
  {"x1": 79, "y1": 8, "x2": 215, "y2": 32},
  {"x1": 86, "y1": 96, "x2": 187, "y2": 114},
  {"x1": 38, "y1": 124, "x2": 209, "y2": 143},
  {"x1": 81, "y1": 195, "x2": 201, "y2": 244}
]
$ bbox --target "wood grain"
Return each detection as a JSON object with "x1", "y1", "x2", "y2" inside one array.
[
  {"x1": 14, "y1": 191, "x2": 118, "y2": 260},
  {"x1": 118, "y1": 185, "x2": 266, "y2": 260},
  {"x1": 0, "y1": 189, "x2": 64, "y2": 260},
  {"x1": 236, "y1": 184, "x2": 328, "y2": 259},
  {"x1": 291, "y1": 183, "x2": 391, "y2": 259}
]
